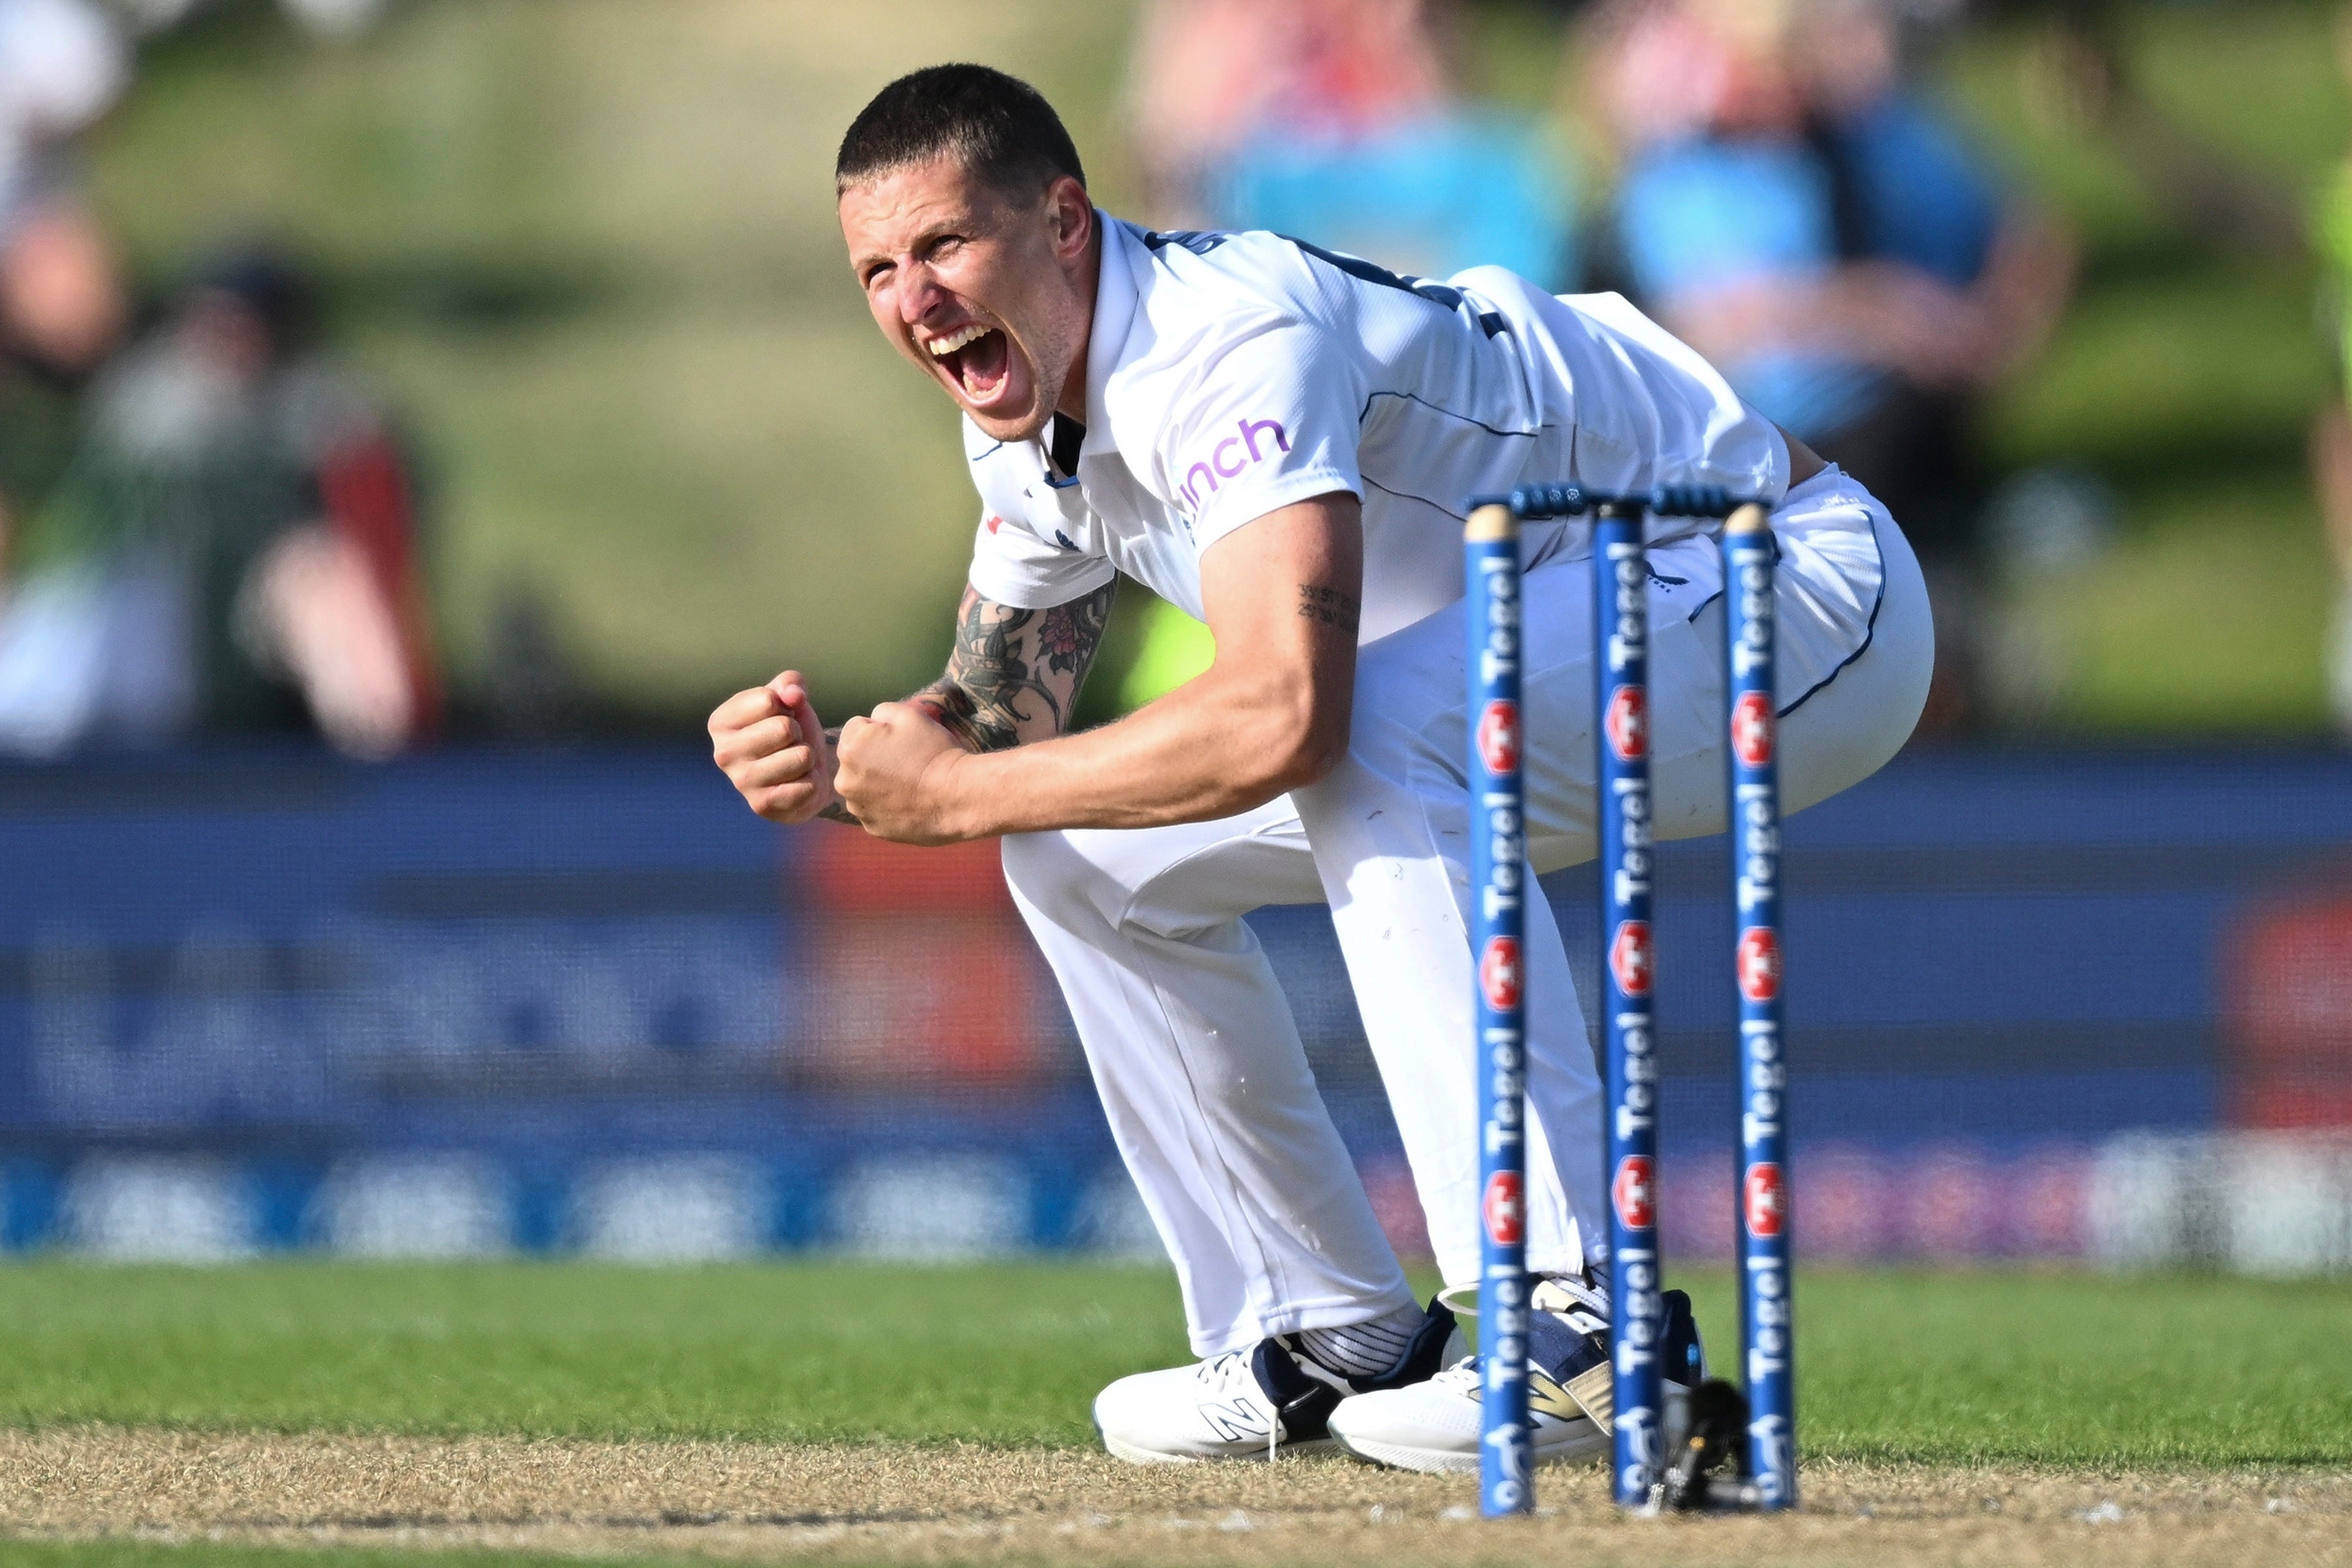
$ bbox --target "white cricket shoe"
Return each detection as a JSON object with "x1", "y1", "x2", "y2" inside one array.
[
  {"x1": 1326, "y1": 1280, "x2": 1702, "y2": 1474},
  {"x1": 1094, "y1": 1302, "x2": 1460, "y2": 1464}
]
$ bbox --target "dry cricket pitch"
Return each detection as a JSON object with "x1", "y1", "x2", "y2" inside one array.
[{"x1": 4, "y1": 1429, "x2": 2349, "y2": 1567}]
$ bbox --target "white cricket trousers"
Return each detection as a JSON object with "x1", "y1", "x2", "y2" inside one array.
[{"x1": 1002, "y1": 466, "x2": 1934, "y2": 1356}]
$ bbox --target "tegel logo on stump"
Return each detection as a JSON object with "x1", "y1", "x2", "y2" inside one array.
[{"x1": 1177, "y1": 417, "x2": 1289, "y2": 509}]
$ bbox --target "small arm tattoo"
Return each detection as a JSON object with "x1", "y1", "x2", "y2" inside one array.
[
  {"x1": 1297, "y1": 583, "x2": 1360, "y2": 634},
  {"x1": 816, "y1": 726, "x2": 859, "y2": 823},
  {"x1": 917, "y1": 579, "x2": 1115, "y2": 752}
]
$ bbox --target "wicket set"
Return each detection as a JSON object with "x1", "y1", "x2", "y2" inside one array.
[{"x1": 1464, "y1": 484, "x2": 1795, "y2": 1518}]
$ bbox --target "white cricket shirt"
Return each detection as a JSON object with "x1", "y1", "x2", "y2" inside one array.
[{"x1": 964, "y1": 214, "x2": 1793, "y2": 644}]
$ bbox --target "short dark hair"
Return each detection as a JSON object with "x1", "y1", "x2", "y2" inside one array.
[{"x1": 835, "y1": 64, "x2": 1085, "y2": 199}]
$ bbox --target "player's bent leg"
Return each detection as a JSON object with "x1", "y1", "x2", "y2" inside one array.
[
  {"x1": 1001, "y1": 808, "x2": 1472, "y2": 1464},
  {"x1": 1290, "y1": 542, "x2": 1620, "y2": 1296},
  {"x1": 1286, "y1": 745, "x2": 1602, "y2": 1291},
  {"x1": 1000, "y1": 808, "x2": 1415, "y2": 1356}
]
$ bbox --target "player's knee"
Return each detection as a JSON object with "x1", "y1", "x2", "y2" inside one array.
[
  {"x1": 999, "y1": 829, "x2": 1086, "y2": 917},
  {"x1": 999, "y1": 829, "x2": 1132, "y2": 931}
]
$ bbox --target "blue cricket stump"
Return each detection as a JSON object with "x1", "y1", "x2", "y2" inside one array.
[
  {"x1": 1593, "y1": 496, "x2": 1665, "y2": 1508},
  {"x1": 1723, "y1": 501, "x2": 1796, "y2": 1509},
  {"x1": 1464, "y1": 483, "x2": 1796, "y2": 1517},
  {"x1": 1465, "y1": 501, "x2": 1531, "y2": 1519}
]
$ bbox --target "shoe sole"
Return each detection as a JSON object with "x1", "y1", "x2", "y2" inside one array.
[
  {"x1": 1329, "y1": 1421, "x2": 1608, "y2": 1475},
  {"x1": 1100, "y1": 1430, "x2": 1340, "y2": 1465}
]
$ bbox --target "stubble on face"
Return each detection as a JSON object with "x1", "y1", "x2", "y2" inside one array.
[{"x1": 838, "y1": 160, "x2": 1094, "y2": 445}]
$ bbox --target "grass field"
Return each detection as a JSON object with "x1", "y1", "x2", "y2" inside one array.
[
  {"x1": 1, "y1": 1261, "x2": 2349, "y2": 1567},
  {"x1": 2, "y1": 1261, "x2": 2349, "y2": 1464}
]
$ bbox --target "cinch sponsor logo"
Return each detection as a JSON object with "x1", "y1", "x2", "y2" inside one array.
[
  {"x1": 1612, "y1": 1153, "x2": 1656, "y2": 1230},
  {"x1": 1177, "y1": 416, "x2": 1289, "y2": 508},
  {"x1": 1483, "y1": 1169, "x2": 1525, "y2": 1245},
  {"x1": 1744, "y1": 1162, "x2": 1786, "y2": 1238},
  {"x1": 1736, "y1": 926, "x2": 1780, "y2": 1003},
  {"x1": 1732, "y1": 690, "x2": 1774, "y2": 768},
  {"x1": 1608, "y1": 919, "x2": 1652, "y2": 998},
  {"x1": 1605, "y1": 683, "x2": 1646, "y2": 762},
  {"x1": 1477, "y1": 699, "x2": 1519, "y2": 775},
  {"x1": 1479, "y1": 935, "x2": 1523, "y2": 1012},
  {"x1": 984, "y1": 514, "x2": 1004, "y2": 534}
]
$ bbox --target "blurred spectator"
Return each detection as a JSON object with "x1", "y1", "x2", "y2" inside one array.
[
  {"x1": 1130, "y1": 0, "x2": 1447, "y2": 229},
  {"x1": 0, "y1": 248, "x2": 441, "y2": 758},
  {"x1": 1598, "y1": 0, "x2": 2074, "y2": 729},
  {"x1": 1130, "y1": 0, "x2": 1576, "y2": 286},
  {"x1": 0, "y1": 203, "x2": 121, "y2": 564},
  {"x1": 0, "y1": 0, "x2": 125, "y2": 552},
  {"x1": 0, "y1": 0, "x2": 120, "y2": 225},
  {"x1": 1119, "y1": 0, "x2": 1578, "y2": 711}
]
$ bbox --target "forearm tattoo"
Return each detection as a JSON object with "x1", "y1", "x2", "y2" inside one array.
[
  {"x1": 921, "y1": 580, "x2": 1115, "y2": 752},
  {"x1": 1296, "y1": 583, "x2": 1361, "y2": 635}
]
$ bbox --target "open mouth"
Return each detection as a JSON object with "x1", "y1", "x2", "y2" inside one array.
[{"x1": 926, "y1": 323, "x2": 1011, "y2": 402}]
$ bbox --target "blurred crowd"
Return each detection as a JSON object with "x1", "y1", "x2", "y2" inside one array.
[
  {"x1": 1130, "y1": 0, "x2": 2086, "y2": 731},
  {"x1": 5, "y1": 0, "x2": 2352, "y2": 754},
  {"x1": 0, "y1": 0, "x2": 431, "y2": 762},
  {"x1": 1123, "y1": 0, "x2": 2352, "y2": 738}
]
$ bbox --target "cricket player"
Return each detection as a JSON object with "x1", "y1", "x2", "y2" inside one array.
[{"x1": 709, "y1": 64, "x2": 1932, "y2": 1471}]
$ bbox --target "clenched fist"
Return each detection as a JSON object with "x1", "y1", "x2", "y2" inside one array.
[
  {"x1": 836, "y1": 699, "x2": 970, "y2": 844},
  {"x1": 708, "y1": 671, "x2": 839, "y2": 823}
]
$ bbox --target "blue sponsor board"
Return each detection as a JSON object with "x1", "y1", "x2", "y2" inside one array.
[{"x1": 0, "y1": 743, "x2": 2346, "y2": 1254}]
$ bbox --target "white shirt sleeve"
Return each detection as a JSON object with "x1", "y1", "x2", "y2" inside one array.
[
  {"x1": 964, "y1": 502, "x2": 1118, "y2": 610},
  {"x1": 1147, "y1": 316, "x2": 1366, "y2": 559}
]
